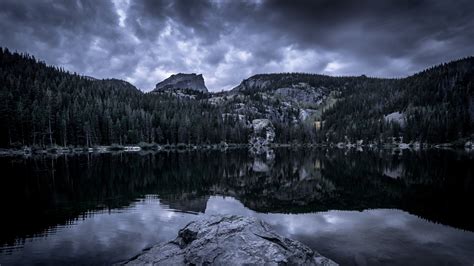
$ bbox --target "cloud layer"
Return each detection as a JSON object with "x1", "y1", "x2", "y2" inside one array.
[{"x1": 1, "y1": 0, "x2": 473, "y2": 91}]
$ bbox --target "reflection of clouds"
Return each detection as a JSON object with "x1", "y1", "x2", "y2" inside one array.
[
  {"x1": 3, "y1": 196, "x2": 474, "y2": 265},
  {"x1": 2, "y1": 197, "x2": 198, "y2": 265},
  {"x1": 205, "y1": 196, "x2": 474, "y2": 265}
]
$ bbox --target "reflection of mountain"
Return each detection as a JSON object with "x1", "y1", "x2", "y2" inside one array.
[
  {"x1": 160, "y1": 194, "x2": 209, "y2": 214},
  {"x1": 212, "y1": 154, "x2": 337, "y2": 213},
  {"x1": 1, "y1": 149, "x2": 473, "y2": 247}
]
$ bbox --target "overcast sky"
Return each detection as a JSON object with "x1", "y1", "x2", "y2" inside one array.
[{"x1": 1, "y1": 0, "x2": 473, "y2": 91}]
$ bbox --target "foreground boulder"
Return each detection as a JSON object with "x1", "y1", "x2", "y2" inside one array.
[{"x1": 123, "y1": 215, "x2": 336, "y2": 265}]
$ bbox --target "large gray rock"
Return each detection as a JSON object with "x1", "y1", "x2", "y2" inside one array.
[
  {"x1": 124, "y1": 215, "x2": 337, "y2": 265},
  {"x1": 231, "y1": 75, "x2": 327, "y2": 105},
  {"x1": 249, "y1": 119, "x2": 275, "y2": 147},
  {"x1": 154, "y1": 73, "x2": 208, "y2": 93}
]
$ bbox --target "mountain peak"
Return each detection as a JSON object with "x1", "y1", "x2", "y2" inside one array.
[{"x1": 154, "y1": 73, "x2": 208, "y2": 93}]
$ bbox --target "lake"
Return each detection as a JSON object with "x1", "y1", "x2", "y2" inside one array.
[{"x1": 0, "y1": 148, "x2": 473, "y2": 265}]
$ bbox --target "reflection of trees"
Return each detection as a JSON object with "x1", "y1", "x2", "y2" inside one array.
[
  {"x1": 396, "y1": 150, "x2": 474, "y2": 231},
  {"x1": 1, "y1": 148, "x2": 473, "y2": 247},
  {"x1": 318, "y1": 149, "x2": 474, "y2": 231},
  {"x1": 214, "y1": 149, "x2": 337, "y2": 212}
]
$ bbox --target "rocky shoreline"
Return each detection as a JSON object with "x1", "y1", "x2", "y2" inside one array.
[
  {"x1": 119, "y1": 215, "x2": 337, "y2": 266},
  {"x1": 0, "y1": 143, "x2": 246, "y2": 156},
  {"x1": 1, "y1": 141, "x2": 472, "y2": 157},
  {"x1": 2, "y1": 119, "x2": 473, "y2": 157}
]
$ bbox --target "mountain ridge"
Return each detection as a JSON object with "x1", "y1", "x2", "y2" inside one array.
[
  {"x1": 1, "y1": 46, "x2": 473, "y2": 147},
  {"x1": 153, "y1": 73, "x2": 208, "y2": 93},
  {"x1": 231, "y1": 56, "x2": 474, "y2": 92}
]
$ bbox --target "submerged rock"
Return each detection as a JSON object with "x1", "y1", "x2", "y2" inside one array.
[{"x1": 123, "y1": 215, "x2": 337, "y2": 265}]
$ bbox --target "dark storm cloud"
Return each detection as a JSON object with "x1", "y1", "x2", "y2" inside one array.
[
  {"x1": 1, "y1": 0, "x2": 473, "y2": 91},
  {"x1": 0, "y1": 0, "x2": 138, "y2": 79}
]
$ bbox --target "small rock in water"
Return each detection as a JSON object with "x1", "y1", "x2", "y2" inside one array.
[{"x1": 122, "y1": 215, "x2": 337, "y2": 265}]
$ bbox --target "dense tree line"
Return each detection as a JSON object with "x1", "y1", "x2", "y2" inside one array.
[
  {"x1": 321, "y1": 57, "x2": 474, "y2": 143},
  {"x1": 0, "y1": 48, "x2": 248, "y2": 147}
]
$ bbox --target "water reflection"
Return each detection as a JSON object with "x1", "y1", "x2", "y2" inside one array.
[
  {"x1": 206, "y1": 196, "x2": 474, "y2": 266},
  {"x1": 1, "y1": 195, "x2": 473, "y2": 265},
  {"x1": 1, "y1": 148, "x2": 473, "y2": 265}
]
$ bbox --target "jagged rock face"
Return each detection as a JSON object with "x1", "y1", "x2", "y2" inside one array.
[
  {"x1": 249, "y1": 119, "x2": 275, "y2": 147},
  {"x1": 232, "y1": 76, "x2": 272, "y2": 92},
  {"x1": 274, "y1": 86, "x2": 325, "y2": 106},
  {"x1": 154, "y1": 73, "x2": 208, "y2": 93},
  {"x1": 124, "y1": 215, "x2": 337, "y2": 265},
  {"x1": 227, "y1": 74, "x2": 332, "y2": 125},
  {"x1": 231, "y1": 74, "x2": 329, "y2": 96}
]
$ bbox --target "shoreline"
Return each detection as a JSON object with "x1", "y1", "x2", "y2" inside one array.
[{"x1": 1, "y1": 141, "x2": 473, "y2": 157}]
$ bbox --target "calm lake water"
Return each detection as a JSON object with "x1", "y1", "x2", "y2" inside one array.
[{"x1": 1, "y1": 148, "x2": 473, "y2": 265}]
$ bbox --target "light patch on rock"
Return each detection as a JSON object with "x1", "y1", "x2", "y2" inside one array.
[
  {"x1": 249, "y1": 119, "x2": 275, "y2": 146},
  {"x1": 299, "y1": 108, "x2": 318, "y2": 121},
  {"x1": 252, "y1": 160, "x2": 270, "y2": 172},
  {"x1": 384, "y1": 111, "x2": 405, "y2": 127}
]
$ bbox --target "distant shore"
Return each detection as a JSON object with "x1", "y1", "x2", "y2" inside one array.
[
  {"x1": 1, "y1": 140, "x2": 473, "y2": 157},
  {"x1": 0, "y1": 143, "x2": 245, "y2": 156}
]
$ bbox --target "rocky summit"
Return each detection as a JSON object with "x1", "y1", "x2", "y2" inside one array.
[
  {"x1": 154, "y1": 73, "x2": 208, "y2": 93},
  {"x1": 122, "y1": 215, "x2": 337, "y2": 265}
]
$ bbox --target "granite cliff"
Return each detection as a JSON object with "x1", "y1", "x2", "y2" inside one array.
[{"x1": 154, "y1": 73, "x2": 208, "y2": 93}]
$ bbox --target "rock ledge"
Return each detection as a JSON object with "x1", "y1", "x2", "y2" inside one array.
[{"x1": 123, "y1": 215, "x2": 337, "y2": 265}]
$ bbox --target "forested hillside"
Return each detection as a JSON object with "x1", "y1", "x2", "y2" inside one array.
[
  {"x1": 0, "y1": 48, "x2": 248, "y2": 147},
  {"x1": 231, "y1": 58, "x2": 474, "y2": 144},
  {"x1": 322, "y1": 58, "x2": 474, "y2": 143},
  {"x1": 0, "y1": 47, "x2": 473, "y2": 148}
]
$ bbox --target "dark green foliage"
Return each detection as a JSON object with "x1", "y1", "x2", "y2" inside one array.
[
  {"x1": 321, "y1": 57, "x2": 474, "y2": 143},
  {"x1": 0, "y1": 48, "x2": 248, "y2": 147}
]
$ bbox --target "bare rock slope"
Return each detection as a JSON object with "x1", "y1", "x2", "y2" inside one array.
[
  {"x1": 154, "y1": 73, "x2": 208, "y2": 93},
  {"x1": 123, "y1": 215, "x2": 337, "y2": 265}
]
